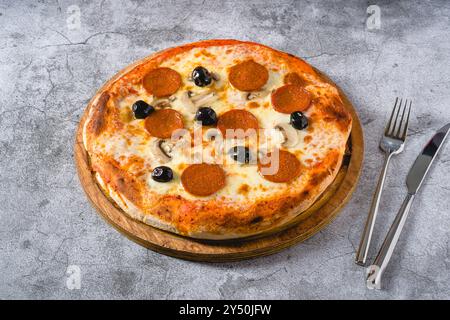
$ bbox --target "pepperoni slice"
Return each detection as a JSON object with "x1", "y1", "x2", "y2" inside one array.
[
  {"x1": 284, "y1": 72, "x2": 308, "y2": 86},
  {"x1": 271, "y1": 84, "x2": 311, "y2": 114},
  {"x1": 144, "y1": 109, "x2": 184, "y2": 139},
  {"x1": 217, "y1": 109, "x2": 259, "y2": 138},
  {"x1": 143, "y1": 67, "x2": 182, "y2": 97},
  {"x1": 181, "y1": 163, "x2": 226, "y2": 196},
  {"x1": 258, "y1": 150, "x2": 301, "y2": 183},
  {"x1": 228, "y1": 60, "x2": 269, "y2": 92}
]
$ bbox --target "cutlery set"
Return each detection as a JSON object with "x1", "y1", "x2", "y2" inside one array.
[{"x1": 355, "y1": 98, "x2": 450, "y2": 289}]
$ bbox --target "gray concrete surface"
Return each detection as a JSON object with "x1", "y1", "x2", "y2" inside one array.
[{"x1": 1, "y1": 0, "x2": 449, "y2": 299}]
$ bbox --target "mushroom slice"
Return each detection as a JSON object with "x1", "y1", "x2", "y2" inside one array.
[
  {"x1": 180, "y1": 90, "x2": 219, "y2": 113},
  {"x1": 180, "y1": 91, "x2": 196, "y2": 113},
  {"x1": 247, "y1": 90, "x2": 270, "y2": 100},
  {"x1": 211, "y1": 72, "x2": 220, "y2": 81},
  {"x1": 153, "y1": 98, "x2": 171, "y2": 109},
  {"x1": 193, "y1": 92, "x2": 219, "y2": 107},
  {"x1": 275, "y1": 123, "x2": 299, "y2": 148},
  {"x1": 151, "y1": 139, "x2": 173, "y2": 163},
  {"x1": 190, "y1": 89, "x2": 212, "y2": 102}
]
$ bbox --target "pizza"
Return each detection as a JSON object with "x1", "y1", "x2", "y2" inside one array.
[{"x1": 82, "y1": 39, "x2": 352, "y2": 239}]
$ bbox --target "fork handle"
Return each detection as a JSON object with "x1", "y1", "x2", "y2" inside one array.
[
  {"x1": 366, "y1": 193, "x2": 415, "y2": 289},
  {"x1": 355, "y1": 151, "x2": 393, "y2": 266}
]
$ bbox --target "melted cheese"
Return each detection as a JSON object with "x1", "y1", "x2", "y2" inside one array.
[{"x1": 88, "y1": 44, "x2": 348, "y2": 202}]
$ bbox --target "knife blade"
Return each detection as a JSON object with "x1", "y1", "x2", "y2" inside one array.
[{"x1": 406, "y1": 123, "x2": 450, "y2": 194}]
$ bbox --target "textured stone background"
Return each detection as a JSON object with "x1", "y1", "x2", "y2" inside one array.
[{"x1": 1, "y1": 0, "x2": 449, "y2": 299}]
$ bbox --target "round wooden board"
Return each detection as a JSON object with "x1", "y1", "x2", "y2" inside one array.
[{"x1": 74, "y1": 66, "x2": 364, "y2": 262}]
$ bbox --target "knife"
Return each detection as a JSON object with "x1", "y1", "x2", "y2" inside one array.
[{"x1": 366, "y1": 123, "x2": 450, "y2": 289}]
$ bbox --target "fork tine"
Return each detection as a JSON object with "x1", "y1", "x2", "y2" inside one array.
[
  {"x1": 401, "y1": 100, "x2": 412, "y2": 140},
  {"x1": 389, "y1": 98, "x2": 402, "y2": 136},
  {"x1": 385, "y1": 97, "x2": 399, "y2": 135},
  {"x1": 395, "y1": 99, "x2": 408, "y2": 137}
]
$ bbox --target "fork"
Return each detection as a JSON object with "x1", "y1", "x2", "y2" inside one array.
[{"x1": 355, "y1": 98, "x2": 412, "y2": 266}]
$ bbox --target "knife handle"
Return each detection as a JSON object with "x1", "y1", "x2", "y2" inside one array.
[{"x1": 366, "y1": 192, "x2": 415, "y2": 289}]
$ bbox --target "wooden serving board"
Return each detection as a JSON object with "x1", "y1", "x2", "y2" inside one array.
[{"x1": 74, "y1": 68, "x2": 364, "y2": 262}]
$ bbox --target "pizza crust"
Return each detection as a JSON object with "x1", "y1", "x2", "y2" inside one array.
[{"x1": 82, "y1": 39, "x2": 352, "y2": 239}]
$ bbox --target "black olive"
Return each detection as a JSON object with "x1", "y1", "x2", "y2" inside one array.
[
  {"x1": 192, "y1": 66, "x2": 212, "y2": 87},
  {"x1": 228, "y1": 146, "x2": 252, "y2": 164},
  {"x1": 290, "y1": 111, "x2": 308, "y2": 130},
  {"x1": 151, "y1": 166, "x2": 173, "y2": 182},
  {"x1": 132, "y1": 100, "x2": 154, "y2": 119},
  {"x1": 195, "y1": 107, "x2": 217, "y2": 126}
]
